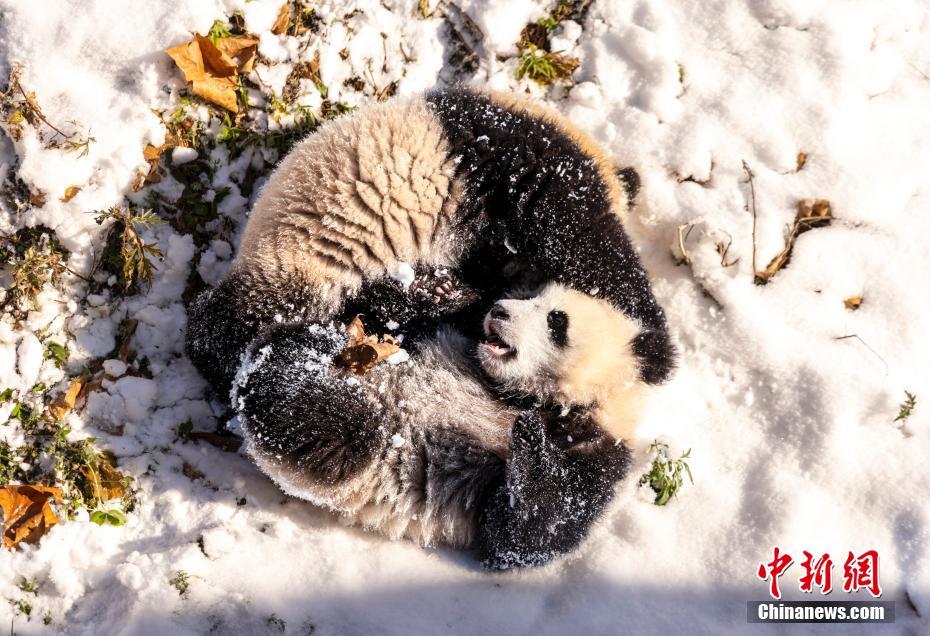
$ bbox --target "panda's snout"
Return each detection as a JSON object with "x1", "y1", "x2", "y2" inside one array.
[{"x1": 489, "y1": 304, "x2": 510, "y2": 321}]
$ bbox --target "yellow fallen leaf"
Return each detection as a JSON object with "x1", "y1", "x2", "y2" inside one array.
[
  {"x1": 165, "y1": 34, "x2": 243, "y2": 112},
  {"x1": 143, "y1": 144, "x2": 167, "y2": 161},
  {"x1": 48, "y1": 377, "x2": 84, "y2": 420},
  {"x1": 272, "y1": 3, "x2": 290, "y2": 35},
  {"x1": 79, "y1": 453, "x2": 127, "y2": 504},
  {"x1": 215, "y1": 35, "x2": 260, "y2": 74},
  {"x1": 796, "y1": 152, "x2": 807, "y2": 171},
  {"x1": 340, "y1": 315, "x2": 401, "y2": 375},
  {"x1": 165, "y1": 39, "x2": 206, "y2": 83},
  {"x1": 192, "y1": 75, "x2": 239, "y2": 113},
  {"x1": 844, "y1": 296, "x2": 863, "y2": 311},
  {"x1": 194, "y1": 34, "x2": 238, "y2": 77},
  {"x1": 0, "y1": 485, "x2": 62, "y2": 549},
  {"x1": 60, "y1": 185, "x2": 81, "y2": 202}
]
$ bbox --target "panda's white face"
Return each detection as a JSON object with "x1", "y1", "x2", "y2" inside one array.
[
  {"x1": 477, "y1": 284, "x2": 569, "y2": 397},
  {"x1": 477, "y1": 283, "x2": 647, "y2": 433}
]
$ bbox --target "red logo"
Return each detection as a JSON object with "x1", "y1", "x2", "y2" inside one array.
[{"x1": 757, "y1": 548, "x2": 881, "y2": 599}]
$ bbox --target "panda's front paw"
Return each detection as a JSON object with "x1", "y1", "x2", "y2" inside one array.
[{"x1": 409, "y1": 268, "x2": 479, "y2": 313}]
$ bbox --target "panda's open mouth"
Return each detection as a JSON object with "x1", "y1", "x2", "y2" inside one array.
[{"x1": 480, "y1": 323, "x2": 517, "y2": 359}]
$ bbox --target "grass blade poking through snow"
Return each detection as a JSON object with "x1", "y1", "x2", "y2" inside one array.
[
  {"x1": 640, "y1": 442, "x2": 694, "y2": 506},
  {"x1": 894, "y1": 391, "x2": 917, "y2": 423},
  {"x1": 94, "y1": 207, "x2": 164, "y2": 293}
]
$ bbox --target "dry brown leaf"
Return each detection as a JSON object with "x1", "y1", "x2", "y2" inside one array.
[
  {"x1": 195, "y1": 34, "x2": 238, "y2": 77},
  {"x1": 48, "y1": 377, "x2": 84, "y2": 420},
  {"x1": 215, "y1": 35, "x2": 260, "y2": 74},
  {"x1": 115, "y1": 318, "x2": 139, "y2": 363},
  {"x1": 191, "y1": 75, "x2": 239, "y2": 114},
  {"x1": 29, "y1": 191, "x2": 46, "y2": 207},
  {"x1": 182, "y1": 462, "x2": 205, "y2": 481},
  {"x1": 0, "y1": 485, "x2": 62, "y2": 549},
  {"x1": 339, "y1": 315, "x2": 401, "y2": 375},
  {"x1": 143, "y1": 144, "x2": 167, "y2": 161},
  {"x1": 796, "y1": 152, "x2": 807, "y2": 171},
  {"x1": 133, "y1": 144, "x2": 168, "y2": 192},
  {"x1": 60, "y1": 186, "x2": 81, "y2": 202},
  {"x1": 165, "y1": 35, "x2": 241, "y2": 113},
  {"x1": 165, "y1": 39, "x2": 206, "y2": 82},
  {"x1": 756, "y1": 198, "x2": 833, "y2": 283},
  {"x1": 79, "y1": 454, "x2": 126, "y2": 504},
  {"x1": 844, "y1": 296, "x2": 863, "y2": 311},
  {"x1": 272, "y1": 3, "x2": 290, "y2": 34}
]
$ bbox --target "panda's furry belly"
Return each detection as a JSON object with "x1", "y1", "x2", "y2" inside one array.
[
  {"x1": 236, "y1": 96, "x2": 467, "y2": 312},
  {"x1": 249, "y1": 328, "x2": 515, "y2": 548}
]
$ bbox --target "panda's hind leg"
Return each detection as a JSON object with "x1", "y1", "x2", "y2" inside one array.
[
  {"x1": 235, "y1": 322, "x2": 385, "y2": 487},
  {"x1": 476, "y1": 409, "x2": 630, "y2": 570}
]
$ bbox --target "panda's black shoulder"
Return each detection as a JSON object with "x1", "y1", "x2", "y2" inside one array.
[{"x1": 424, "y1": 88, "x2": 590, "y2": 168}]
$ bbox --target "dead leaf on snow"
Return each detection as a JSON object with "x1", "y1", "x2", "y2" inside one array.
[
  {"x1": 165, "y1": 33, "x2": 250, "y2": 113},
  {"x1": 0, "y1": 485, "x2": 63, "y2": 549},
  {"x1": 272, "y1": 3, "x2": 290, "y2": 35},
  {"x1": 756, "y1": 198, "x2": 833, "y2": 283},
  {"x1": 215, "y1": 35, "x2": 260, "y2": 74},
  {"x1": 115, "y1": 318, "x2": 139, "y2": 363},
  {"x1": 60, "y1": 185, "x2": 81, "y2": 202},
  {"x1": 29, "y1": 191, "x2": 46, "y2": 207},
  {"x1": 79, "y1": 453, "x2": 127, "y2": 504},
  {"x1": 339, "y1": 315, "x2": 401, "y2": 375},
  {"x1": 48, "y1": 377, "x2": 85, "y2": 420},
  {"x1": 132, "y1": 143, "x2": 169, "y2": 192},
  {"x1": 796, "y1": 152, "x2": 807, "y2": 171},
  {"x1": 844, "y1": 296, "x2": 863, "y2": 311},
  {"x1": 182, "y1": 462, "x2": 205, "y2": 481}
]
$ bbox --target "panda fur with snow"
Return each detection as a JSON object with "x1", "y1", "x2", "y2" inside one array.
[{"x1": 186, "y1": 87, "x2": 675, "y2": 568}]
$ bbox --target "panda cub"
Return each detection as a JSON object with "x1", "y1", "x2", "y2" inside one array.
[
  {"x1": 234, "y1": 281, "x2": 642, "y2": 569},
  {"x1": 186, "y1": 87, "x2": 676, "y2": 568}
]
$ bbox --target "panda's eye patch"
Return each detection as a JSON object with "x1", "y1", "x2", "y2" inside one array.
[{"x1": 547, "y1": 310, "x2": 569, "y2": 347}]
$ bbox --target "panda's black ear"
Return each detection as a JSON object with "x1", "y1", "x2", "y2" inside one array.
[
  {"x1": 616, "y1": 166, "x2": 641, "y2": 208},
  {"x1": 632, "y1": 329, "x2": 676, "y2": 384}
]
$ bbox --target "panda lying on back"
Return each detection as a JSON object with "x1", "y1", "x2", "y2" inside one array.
[
  {"x1": 186, "y1": 87, "x2": 675, "y2": 568},
  {"x1": 234, "y1": 282, "x2": 645, "y2": 568}
]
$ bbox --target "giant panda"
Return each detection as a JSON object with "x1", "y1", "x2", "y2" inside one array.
[
  {"x1": 186, "y1": 87, "x2": 676, "y2": 567},
  {"x1": 233, "y1": 282, "x2": 645, "y2": 569}
]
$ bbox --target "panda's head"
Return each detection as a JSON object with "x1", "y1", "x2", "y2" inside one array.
[{"x1": 478, "y1": 283, "x2": 659, "y2": 439}]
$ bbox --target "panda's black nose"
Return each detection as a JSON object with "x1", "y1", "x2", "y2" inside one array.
[{"x1": 490, "y1": 304, "x2": 510, "y2": 320}]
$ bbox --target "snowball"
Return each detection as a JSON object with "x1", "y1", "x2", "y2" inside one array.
[
  {"x1": 103, "y1": 359, "x2": 128, "y2": 377},
  {"x1": 171, "y1": 146, "x2": 198, "y2": 165}
]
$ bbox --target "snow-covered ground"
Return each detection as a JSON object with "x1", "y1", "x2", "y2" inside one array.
[{"x1": 1, "y1": 0, "x2": 929, "y2": 633}]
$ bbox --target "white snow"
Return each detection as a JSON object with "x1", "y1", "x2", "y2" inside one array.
[
  {"x1": 170, "y1": 146, "x2": 198, "y2": 165},
  {"x1": 388, "y1": 261, "x2": 416, "y2": 290},
  {"x1": 1, "y1": 0, "x2": 930, "y2": 634}
]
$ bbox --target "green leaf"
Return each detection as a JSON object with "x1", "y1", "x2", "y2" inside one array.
[
  {"x1": 46, "y1": 342, "x2": 68, "y2": 368},
  {"x1": 89, "y1": 509, "x2": 128, "y2": 526}
]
